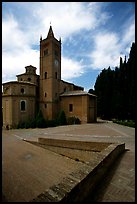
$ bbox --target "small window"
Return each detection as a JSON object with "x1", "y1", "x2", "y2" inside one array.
[
  {"x1": 20, "y1": 100, "x2": 26, "y2": 111},
  {"x1": 45, "y1": 92, "x2": 47, "y2": 97},
  {"x1": 55, "y1": 72, "x2": 57, "y2": 79},
  {"x1": 55, "y1": 50, "x2": 58, "y2": 56},
  {"x1": 44, "y1": 49, "x2": 48, "y2": 56},
  {"x1": 21, "y1": 88, "x2": 24, "y2": 94},
  {"x1": 69, "y1": 104, "x2": 73, "y2": 112},
  {"x1": 28, "y1": 78, "x2": 31, "y2": 81},
  {"x1": 20, "y1": 78, "x2": 22, "y2": 81},
  {"x1": 45, "y1": 72, "x2": 47, "y2": 79},
  {"x1": 45, "y1": 104, "x2": 47, "y2": 108}
]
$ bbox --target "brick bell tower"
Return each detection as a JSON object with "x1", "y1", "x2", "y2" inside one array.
[{"x1": 39, "y1": 26, "x2": 61, "y2": 120}]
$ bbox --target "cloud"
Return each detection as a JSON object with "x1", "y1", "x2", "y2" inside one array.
[
  {"x1": 122, "y1": 19, "x2": 135, "y2": 46},
  {"x1": 2, "y1": 14, "x2": 29, "y2": 53},
  {"x1": 33, "y1": 2, "x2": 110, "y2": 41},
  {"x1": 2, "y1": 2, "x2": 110, "y2": 83},
  {"x1": 2, "y1": 2, "x2": 134, "y2": 85},
  {"x1": 3, "y1": 2, "x2": 111, "y2": 43},
  {"x1": 2, "y1": 9, "x2": 84, "y2": 83},
  {"x1": 61, "y1": 57, "x2": 84, "y2": 81},
  {"x1": 2, "y1": 14, "x2": 39, "y2": 83},
  {"x1": 2, "y1": 49, "x2": 39, "y2": 83},
  {"x1": 90, "y1": 18, "x2": 135, "y2": 70},
  {"x1": 90, "y1": 32, "x2": 121, "y2": 69}
]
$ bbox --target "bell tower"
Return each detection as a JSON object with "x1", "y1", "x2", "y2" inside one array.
[{"x1": 39, "y1": 26, "x2": 61, "y2": 120}]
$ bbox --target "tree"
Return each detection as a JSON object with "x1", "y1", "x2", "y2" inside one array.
[
  {"x1": 93, "y1": 42, "x2": 135, "y2": 120},
  {"x1": 56, "y1": 110, "x2": 67, "y2": 126},
  {"x1": 35, "y1": 110, "x2": 47, "y2": 128}
]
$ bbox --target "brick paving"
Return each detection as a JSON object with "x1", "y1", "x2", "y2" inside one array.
[
  {"x1": 2, "y1": 120, "x2": 135, "y2": 202},
  {"x1": 2, "y1": 136, "x2": 84, "y2": 202}
]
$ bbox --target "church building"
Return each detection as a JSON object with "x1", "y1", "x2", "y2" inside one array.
[{"x1": 2, "y1": 26, "x2": 97, "y2": 129}]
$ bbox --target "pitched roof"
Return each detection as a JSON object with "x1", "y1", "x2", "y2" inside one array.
[
  {"x1": 2, "y1": 81, "x2": 36, "y2": 86},
  {"x1": 60, "y1": 90, "x2": 97, "y2": 97},
  {"x1": 47, "y1": 26, "x2": 54, "y2": 38}
]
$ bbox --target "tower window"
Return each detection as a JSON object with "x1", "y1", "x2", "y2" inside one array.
[
  {"x1": 55, "y1": 50, "x2": 58, "y2": 56},
  {"x1": 55, "y1": 72, "x2": 57, "y2": 79},
  {"x1": 28, "y1": 77, "x2": 31, "y2": 81},
  {"x1": 44, "y1": 49, "x2": 48, "y2": 56},
  {"x1": 20, "y1": 100, "x2": 26, "y2": 111},
  {"x1": 45, "y1": 72, "x2": 47, "y2": 79},
  {"x1": 69, "y1": 104, "x2": 73, "y2": 112},
  {"x1": 21, "y1": 88, "x2": 25, "y2": 94},
  {"x1": 45, "y1": 92, "x2": 47, "y2": 97},
  {"x1": 45, "y1": 104, "x2": 47, "y2": 108}
]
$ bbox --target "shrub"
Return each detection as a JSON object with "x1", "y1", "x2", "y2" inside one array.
[
  {"x1": 67, "y1": 116, "x2": 81, "y2": 125},
  {"x1": 56, "y1": 110, "x2": 67, "y2": 126},
  {"x1": 112, "y1": 119, "x2": 135, "y2": 128},
  {"x1": 17, "y1": 121, "x2": 26, "y2": 129},
  {"x1": 35, "y1": 110, "x2": 47, "y2": 128},
  {"x1": 17, "y1": 110, "x2": 47, "y2": 129},
  {"x1": 29, "y1": 119, "x2": 36, "y2": 128},
  {"x1": 46, "y1": 119, "x2": 57, "y2": 127}
]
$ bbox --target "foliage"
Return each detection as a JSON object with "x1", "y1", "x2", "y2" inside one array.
[
  {"x1": 17, "y1": 121, "x2": 25, "y2": 129},
  {"x1": 46, "y1": 119, "x2": 57, "y2": 127},
  {"x1": 35, "y1": 110, "x2": 47, "y2": 128},
  {"x1": 17, "y1": 110, "x2": 47, "y2": 129},
  {"x1": 94, "y1": 42, "x2": 135, "y2": 121},
  {"x1": 67, "y1": 116, "x2": 81, "y2": 125},
  {"x1": 112, "y1": 119, "x2": 135, "y2": 128},
  {"x1": 88, "y1": 88, "x2": 96, "y2": 95},
  {"x1": 56, "y1": 110, "x2": 67, "y2": 126}
]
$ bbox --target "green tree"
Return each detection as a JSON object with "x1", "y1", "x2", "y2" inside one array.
[
  {"x1": 35, "y1": 110, "x2": 47, "y2": 128},
  {"x1": 93, "y1": 42, "x2": 135, "y2": 120},
  {"x1": 56, "y1": 110, "x2": 67, "y2": 126}
]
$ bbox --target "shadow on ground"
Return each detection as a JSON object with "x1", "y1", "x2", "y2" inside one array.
[
  {"x1": 2, "y1": 194, "x2": 7, "y2": 202},
  {"x1": 84, "y1": 150, "x2": 127, "y2": 202}
]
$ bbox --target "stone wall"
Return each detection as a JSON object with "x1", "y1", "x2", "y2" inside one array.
[
  {"x1": 38, "y1": 138, "x2": 111, "y2": 152},
  {"x1": 30, "y1": 141, "x2": 125, "y2": 202}
]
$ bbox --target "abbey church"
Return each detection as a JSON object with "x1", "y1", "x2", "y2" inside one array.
[{"x1": 2, "y1": 26, "x2": 97, "y2": 129}]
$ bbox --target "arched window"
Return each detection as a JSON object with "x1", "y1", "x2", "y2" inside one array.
[
  {"x1": 21, "y1": 88, "x2": 25, "y2": 94},
  {"x1": 20, "y1": 100, "x2": 26, "y2": 111},
  {"x1": 28, "y1": 78, "x2": 31, "y2": 81}
]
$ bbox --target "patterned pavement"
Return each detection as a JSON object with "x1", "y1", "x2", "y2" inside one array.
[{"x1": 2, "y1": 120, "x2": 135, "y2": 202}]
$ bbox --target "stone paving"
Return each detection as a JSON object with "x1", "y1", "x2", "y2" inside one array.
[{"x1": 2, "y1": 120, "x2": 135, "y2": 202}]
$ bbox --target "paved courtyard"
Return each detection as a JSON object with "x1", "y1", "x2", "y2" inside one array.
[{"x1": 2, "y1": 120, "x2": 135, "y2": 202}]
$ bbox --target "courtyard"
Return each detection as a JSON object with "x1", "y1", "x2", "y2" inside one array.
[{"x1": 2, "y1": 120, "x2": 135, "y2": 202}]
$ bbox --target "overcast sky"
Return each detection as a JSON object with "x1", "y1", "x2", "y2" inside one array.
[{"x1": 2, "y1": 2, "x2": 135, "y2": 91}]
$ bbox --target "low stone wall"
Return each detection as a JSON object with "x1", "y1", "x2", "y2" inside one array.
[
  {"x1": 30, "y1": 142, "x2": 125, "y2": 202},
  {"x1": 38, "y1": 138, "x2": 112, "y2": 152}
]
